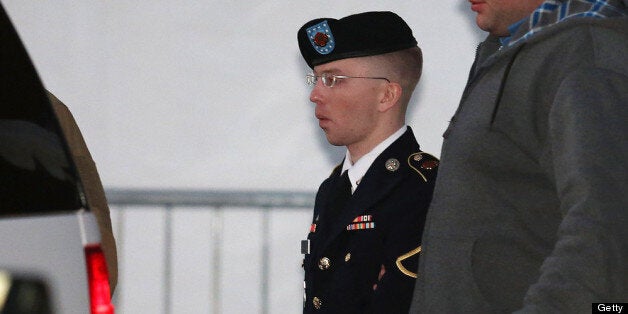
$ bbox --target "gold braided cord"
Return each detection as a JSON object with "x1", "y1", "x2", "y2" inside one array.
[
  {"x1": 395, "y1": 246, "x2": 421, "y2": 278},
  {"x1": 407, "y1": 153, "x2": 428, "y2": 183}
]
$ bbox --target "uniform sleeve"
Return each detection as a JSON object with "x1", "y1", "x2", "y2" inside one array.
[
  {"x1": 371, "y1": 171, "x2": 436, "y2": 313},
  {"x1": 517, "y1": 68, "x2": 628, "y2": 312},
  {"x1": 371, "y1": 209, "x2": 425, "y2": 313}
]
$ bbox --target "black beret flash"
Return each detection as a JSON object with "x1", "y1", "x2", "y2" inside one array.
[{"x1": 298, "y1": 11, "x2": 418, "y2": 68}]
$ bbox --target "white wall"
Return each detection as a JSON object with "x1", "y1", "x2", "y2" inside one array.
[{"x1": 2, "y1": 1, "x2": 485, "y2": 191}]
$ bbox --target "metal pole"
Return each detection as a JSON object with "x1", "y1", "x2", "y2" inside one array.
[
  {"x1": 211, "y1": 207, "x2": 223, "y2": 314},
  {"x1": 164, "y1": 205, "x2": 173, "y2": 314},
  {"x1": 261, "y1": 208, "x2": 270, "y2": 314},
  {"x1": 113, "y1": 206, "x2": 125, "y2": 311}
]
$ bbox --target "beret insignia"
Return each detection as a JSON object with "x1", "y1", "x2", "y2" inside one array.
[
  {"x1": 313, "y1": 32, "x2": 329, "y2": 47},
  {"x1": 306, "y1": 20, "x2": 335, "y2": 55}
]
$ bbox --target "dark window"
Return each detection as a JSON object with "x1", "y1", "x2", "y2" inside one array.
[{"x1": 0, "y1": 4, "x2": 83, "y2": 215}]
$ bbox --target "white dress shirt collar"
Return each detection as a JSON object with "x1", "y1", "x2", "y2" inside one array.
[{"x1": 341, "y1": 125, "x2": 407, "y2": 193}]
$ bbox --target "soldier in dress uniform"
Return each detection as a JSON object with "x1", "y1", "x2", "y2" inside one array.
[{"x1": 297, "y1": 11, "x2": 438, "y2": 313}]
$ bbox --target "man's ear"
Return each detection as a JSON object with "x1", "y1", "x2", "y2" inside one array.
[{"x1": 378, "y1": 82, "x2": 402, "y2": 112}]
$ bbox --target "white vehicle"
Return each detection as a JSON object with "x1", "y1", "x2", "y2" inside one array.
[{"x1": 0, "y1": 4, "x2": 114, "y2": 314}]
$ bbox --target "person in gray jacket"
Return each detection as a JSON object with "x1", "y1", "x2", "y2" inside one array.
[{"x1": 410, "y1": 0, "x2": 628, "y2": 313}]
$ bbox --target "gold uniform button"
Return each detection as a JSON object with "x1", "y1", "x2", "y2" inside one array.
[
  {"x1": 318, "y1": 257, "x2": 331, "y2": 270},
  {"x1": 345, "y1": 253, "x2": 351, "y2": 262},
  {"x1": 313, "y1": 297, "x2": 322, "y2": 309}
]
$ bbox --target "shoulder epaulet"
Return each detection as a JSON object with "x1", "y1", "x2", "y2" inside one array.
[{"x1": 407, "y1": 152, "x2": 439, "y2": 183}]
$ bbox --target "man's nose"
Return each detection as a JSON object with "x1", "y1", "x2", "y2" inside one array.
[{"x1": 309, "y1": 82, "x2": 324, "y2": 104}]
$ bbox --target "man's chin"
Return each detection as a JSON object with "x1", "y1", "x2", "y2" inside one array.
[{"x1": 324, "y1": 134, "x2": 344, "y2": 147}]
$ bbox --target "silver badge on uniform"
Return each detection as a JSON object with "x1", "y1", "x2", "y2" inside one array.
[{"x1": 385, "y1": 158, "x2": 400, "y2": 171}]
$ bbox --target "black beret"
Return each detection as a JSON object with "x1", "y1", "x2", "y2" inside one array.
[{"x1": 298, "y1": 11, "x2": 417, "y2": 68}]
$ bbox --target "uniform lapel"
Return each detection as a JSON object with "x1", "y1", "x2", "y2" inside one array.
[
  {"x1": 316, "y1": 129, "x2": 420, "y2": 257},
  {"x1": 309, "y1": 165, "x2": 342, "y2": 261}
]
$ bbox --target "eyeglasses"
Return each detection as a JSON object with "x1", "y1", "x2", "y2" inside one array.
[{"x1": 306, "y1": 73, "x2": 390, "y2": 88}]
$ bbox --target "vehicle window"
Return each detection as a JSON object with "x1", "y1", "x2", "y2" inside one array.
[{"x1": 0, "y1": 4, "x2": 83, "y2": 215}]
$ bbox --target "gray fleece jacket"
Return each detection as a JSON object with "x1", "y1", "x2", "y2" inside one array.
[{"x1": 410, "y1": 1, "x2": 628, "y2": 313}]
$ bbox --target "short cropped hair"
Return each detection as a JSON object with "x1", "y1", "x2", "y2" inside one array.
[{"x1": 366, "y1": 47, "x2": 423, "y2": 105}]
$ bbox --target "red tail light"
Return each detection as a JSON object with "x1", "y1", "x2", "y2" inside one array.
[{"x1": 84, "y1": 244, "x2": 115, "y2": 314}]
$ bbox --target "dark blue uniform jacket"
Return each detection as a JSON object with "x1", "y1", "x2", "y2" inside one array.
[{"x1": 303, "y1": 128, "x2": 438, "y2": 313}]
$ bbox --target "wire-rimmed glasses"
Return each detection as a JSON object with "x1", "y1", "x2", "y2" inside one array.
[{"x1": 306, "y1": 73, "x2": 390, "y2": 88}]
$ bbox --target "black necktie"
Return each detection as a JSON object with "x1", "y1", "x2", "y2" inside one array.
[{"x1": 322, "y1": 170, "x2": 352, "y2": 228}]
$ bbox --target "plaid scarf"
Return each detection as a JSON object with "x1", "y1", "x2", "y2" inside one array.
[{"x1": 507, "y1": 0, "x2": 627, "y2": 47}]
